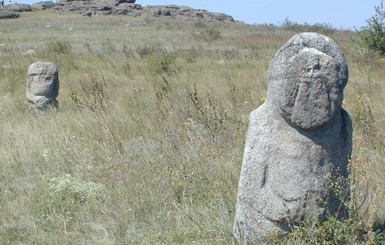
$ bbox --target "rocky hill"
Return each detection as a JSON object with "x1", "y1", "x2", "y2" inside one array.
[{"x1": 1, "y1": 0, "x2": 235, "y2": 22}]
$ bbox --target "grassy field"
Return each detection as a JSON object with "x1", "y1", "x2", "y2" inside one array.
[{"x1": 0, "y1": 10, "x2": 384, "y2": 244}]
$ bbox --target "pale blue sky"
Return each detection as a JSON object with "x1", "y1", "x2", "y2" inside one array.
[{"x1": 16, "y1": 0, "x2": 382, "y2": 30}]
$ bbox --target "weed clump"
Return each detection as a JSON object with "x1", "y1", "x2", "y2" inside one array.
[
  {"x1": 280, "y1": 18, "x2": 336, "y2": 35},
  {"x1": 193, "y1": 21, "x2": 221, "y2": 41},
  {"x1": 46, "y1": 38, "x2": 72, "y2": 55},
  {"x1": 49, "y1": 174, "x2": 106, "y2": 204},
  {"x1": 69, "y1": 72, "x2": 109, "y2": 111}
]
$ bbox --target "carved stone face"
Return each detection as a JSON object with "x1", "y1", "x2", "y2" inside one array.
[
  {"x1": 278, "y1": 48, "x2": 345, "y2": 130},
  {"x1": 266, "y1": 33, "x2": 348, "y2": 130}
]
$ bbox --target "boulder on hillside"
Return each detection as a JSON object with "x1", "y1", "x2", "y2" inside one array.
[
  {"x1": 31, "y1": 1, "x2": 55, "y2": 10},
  {"x1": 0, "y1": 9, "x2": 20, "y2": 18},
  {"x1": 5, "y1": 3, "x2": 31, "y2": 12},
  {"x1": 114, "y1": 3, "x2": 135, "y2": 15},
  {"x1": 116, "y1": 0, "x2": 135, "y2": 3},
  {"x1": 47, "y1": 2, "x2": 234, "y2": 22},
  {"x1": 210, "y1": 13, "x2": 234, "y2": 22}
]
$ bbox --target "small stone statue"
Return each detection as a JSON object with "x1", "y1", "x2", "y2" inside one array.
[{"x1": 26, "y1": 62, "x2": 59, "y2": 110}]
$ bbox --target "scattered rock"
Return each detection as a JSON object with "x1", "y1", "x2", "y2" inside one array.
[
  {"x1": 160, "y1": 9, "x2": 171, "y2": 16},
  {"x1": 5, "y1": 3, "x2": 31, "y2": 12},
  {"x1": 31, "y1": 1, "x2": 55, "y2": 10},
  {"x1": 209, "y1": 12, "x2": 234, "y2": 22},
  {"x1": 114, "y1": 3, "x2": 134, "y2": 15},
  {"x1": 116, "y1": 0, "x2": 135, "y2": 3},
  {"x1": 1, "y1": 2, "x2": 235, "y2": 23},
  {"x1": 83, "y1": 11, "x2": 92, "y2": 17},
  {"x1": 26, "y1": 62, "x2": 59, "y2": 110},
  {"x1": 134, "y1": 4, "x2": 141, "y2": 10},
  {"x1": 233, "y1": 32, "x2": 352, "y2": 243},
  {"x1": 47, "y1": 1, "x2": 234, "y2": 22},
  {"x1": 0, "y1": 9, "x2": 20, "y2": 19},
  {"x1": 67, "y1": 2, "x2": 84, "y2": 12}
]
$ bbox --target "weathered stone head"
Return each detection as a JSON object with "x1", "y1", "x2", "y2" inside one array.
[
  {"x1": 266, "y1": 32, "x2": 348, "y2": 130},
  {"x1": 26, "y1": 62, "x2": 59, "y2": 110}
]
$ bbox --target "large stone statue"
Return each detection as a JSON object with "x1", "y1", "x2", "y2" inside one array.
[
  {"x1": 233, "y1": 32, "x2": 352, "y2": 243},
  {"x1": 26, "y1": 62, "x2": 59, "y2": 110}
]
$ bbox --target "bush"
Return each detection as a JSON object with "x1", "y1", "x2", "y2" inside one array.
[
  {"x1": 147, "y1": 51, "x2": 178, "y2": 74},
  {"x1": 69, "y1": 72, "x2": 109, "y2": 111},
  {"x1": 46, "y1": 38, "x2": 72, "y2": 55},
  {"x1": 357, "y1": 1, "x2": 385, "y2": 55},
  {"x1": 193, "y1": 25, "x2": 221, "y2": 42},
  {"x1": 49, "y1": 174, "x2": 106, "y2": 204}
]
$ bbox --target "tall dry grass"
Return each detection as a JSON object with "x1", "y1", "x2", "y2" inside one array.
[{"x1": 0, "y1": 10, "x2": 384, "y2": 244}]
